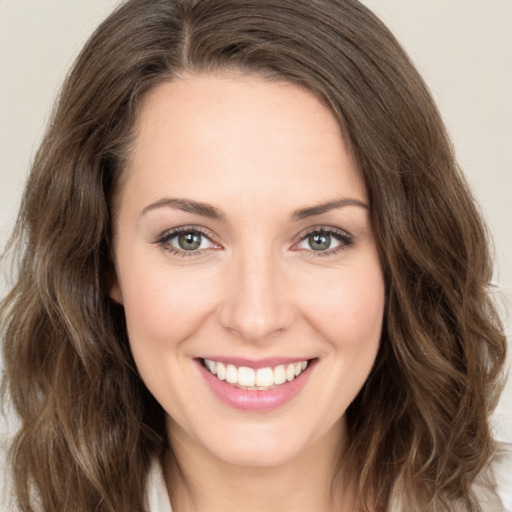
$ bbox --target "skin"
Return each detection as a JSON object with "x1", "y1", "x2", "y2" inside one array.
[{"x1": 110, "y1": 73, "x2": 385, "y2": 512}]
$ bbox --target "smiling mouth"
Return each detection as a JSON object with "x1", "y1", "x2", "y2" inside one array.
[{"x1": 201, "y1": 358, "x2": 313, "y2": 391}]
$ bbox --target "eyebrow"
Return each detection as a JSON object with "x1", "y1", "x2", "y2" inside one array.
[
  {"x1": 141, "y1": 196, "x2": 368, "y2": 221},
  {"x1": 141, "y1": 198, "x2": 225, "y2": 220},
  {"x1": 290, "y1": 198, "x2": 368, "y2": 221}
]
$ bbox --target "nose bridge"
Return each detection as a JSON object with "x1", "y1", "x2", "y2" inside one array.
[{"x1": 218, "y1": 242, "x2": 292, "y2": 341}]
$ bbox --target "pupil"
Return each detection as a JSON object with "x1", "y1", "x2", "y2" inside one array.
[
  {"x1": 309, "y1": 233, "x2": 330, "y2": 251},
  {"x1": 178, "y1": 232, "x2": 201, "y2": 250}
]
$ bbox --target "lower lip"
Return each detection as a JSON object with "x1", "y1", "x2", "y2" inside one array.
[{"x1": 196, "y1": 360, "x2": 315, "y2": 412}]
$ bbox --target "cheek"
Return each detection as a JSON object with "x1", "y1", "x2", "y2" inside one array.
[
  {"x1": 299, "y1": 258, "x2": 385, "y2": 348},
  {"x1": 297, "y1": 256, "x2": 384, "y2": 417},
  {"x1": 118, "y1": 259, "x2": 219, "y2": 351}
]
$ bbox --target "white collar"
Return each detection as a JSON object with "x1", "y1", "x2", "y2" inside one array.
[
  {"x1": 146, "y1": 457, "x2": 173, "y2": 512},
  {"x1": 494, "y1": 442, "x2": 512, "y2": 511}
]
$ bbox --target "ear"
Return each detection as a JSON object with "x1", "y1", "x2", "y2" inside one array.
[{"x1": 106, "y1": 266, "x2": 124, "y2": 305}]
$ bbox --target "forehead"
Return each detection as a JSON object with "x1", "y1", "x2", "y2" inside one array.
[{"x1": 119, "y1": 73, "x2": 367, "y2": 214}]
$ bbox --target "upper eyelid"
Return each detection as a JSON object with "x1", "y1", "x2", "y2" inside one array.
[
  {"x1": 156, "y1": 224, "x2": 351, "y2": 237},
  {"x1": 156, "y1": 225, "x2": 218, "y2": 243},
  {"x1": 294, "y1": 225, "x2": 353, "y2": 241}
]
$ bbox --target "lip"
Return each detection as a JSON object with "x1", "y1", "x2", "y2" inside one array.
[
  {"x1": 195, "y1": 357, "x2": 316, "y2": 412},
  {"x1": 199, "y1": 356, "x2": 312, "y2": 369}
]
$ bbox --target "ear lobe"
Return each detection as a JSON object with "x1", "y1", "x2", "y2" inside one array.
[{"x1": 106, "y1": 268, "x2": 124, "y2": 305}]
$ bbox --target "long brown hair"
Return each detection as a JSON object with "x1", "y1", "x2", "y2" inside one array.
[{"x1": 1, "y1": 1, "x2": 506, "y2": 510}]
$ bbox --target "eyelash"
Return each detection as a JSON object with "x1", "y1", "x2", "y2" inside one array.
[
  {"x1": 153, "y1": 225, "x2": 354, "y2": 258},
  {"x1": 292, "y1": 226, "x2": 354, "y2": 257},
  {"x1": 153, "y1": 226, "x2": 221, "y2": 257}
]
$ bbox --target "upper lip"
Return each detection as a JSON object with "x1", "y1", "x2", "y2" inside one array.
[{"x1": 198, "y1": 356, "x2": 314, "y2": 369}]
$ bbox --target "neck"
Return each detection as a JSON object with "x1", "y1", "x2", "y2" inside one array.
[{"x1": 163, "y1": 419, "x2": 356, "y2": 512}]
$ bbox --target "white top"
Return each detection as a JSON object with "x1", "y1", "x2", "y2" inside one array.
[
  {"x1": 494, "y1": 444, "x2": 512, "y2": 511},
  {"x1": 146, "y1": 444, "x2": 512, "y2": 512},
  {"x1": 146, "y1": 459, "x2": 173, "y2": 512}
]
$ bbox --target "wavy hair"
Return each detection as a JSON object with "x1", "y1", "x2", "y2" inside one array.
[{"x1": 1, "y1": 1, "x2": 506, "y2": 510}]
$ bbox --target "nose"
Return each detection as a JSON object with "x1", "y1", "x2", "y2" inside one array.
[{"x1": 218, "y1": 249, "x2": 295, "y2": 342}]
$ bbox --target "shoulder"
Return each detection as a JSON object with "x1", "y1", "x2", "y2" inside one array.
[
  {"x1": 493, "y1": 442, "x2": 512, "y2": 511},
  {"x1": 1, "y1": 440, "x2": 173, "y2": 512},
  {"x1": 146, "y1": 457, "x2": 173, "y2": 512},
  {"x1": 0, "y1": 432, "x2": 15, "y2": 512},
  {"x1": 471, "y1": 442, "x2": 512, "y2": 512}
]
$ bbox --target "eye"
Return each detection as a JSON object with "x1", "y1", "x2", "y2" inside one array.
[
  {"x1": 155, "y1": 227, "x2": 220, "y2": 256},
  {"x1": 173, "y1": 231, "x2": 207, "y2": 251},
  {"x1": 293, "y1": 227, "x2": 353, "y2": 256}
]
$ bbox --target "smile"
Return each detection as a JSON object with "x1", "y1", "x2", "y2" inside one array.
[
  {"x1": 198, "y1": 357, "x2": 316, "y2": 411},
  {"x1": 203, "y1": 358, "x2": 309, "y2": 390}
]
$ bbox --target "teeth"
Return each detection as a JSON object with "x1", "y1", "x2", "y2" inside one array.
[
  {"x1": 207, "y1": 360, "x2": 217, "y2": 375},
  {"x1": 286, "y1": 364, "x2": 295, "y2": 381},
  {"x1": 256, "y1": 367, "x2": 274, "y2": 387},
  {"x1": 216, "y1": 362, "x2": 226, "y2": 381},
  {"x1": 226, "y1": 364, "x2": 238, "y2": 384},
  {"x1": 203, "y1": 359, "x2": 309, "y2": 389},
  {"x1": 273, "y1": 365, "x2": 287, "y2": 385},
  {"x1": 238, "y1": 367, "x2": 255, "y2": 387}
]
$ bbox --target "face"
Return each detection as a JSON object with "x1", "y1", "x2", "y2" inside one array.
[{"x1": 110, "y1": 73, "x2": 385, "y2": 467}]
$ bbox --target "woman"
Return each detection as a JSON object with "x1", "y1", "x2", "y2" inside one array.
[{"x1": 1, "y1": 0, "x2": 508, "y2": 511}]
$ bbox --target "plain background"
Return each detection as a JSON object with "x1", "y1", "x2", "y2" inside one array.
[{"x1": 0, "y1": 0, "x2": 511, "y2": 445}]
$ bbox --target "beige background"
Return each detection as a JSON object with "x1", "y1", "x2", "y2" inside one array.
[{"x1": 1, "y1": 1, "x2": 511, "y2": 442}]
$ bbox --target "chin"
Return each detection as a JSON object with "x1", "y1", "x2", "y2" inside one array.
[
  {"x1": 173, "y1": 410, "x2": 342, "y2": 469},
  {"x1": 206, "y1": 433, "x2": 310, "y2": 468}
]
